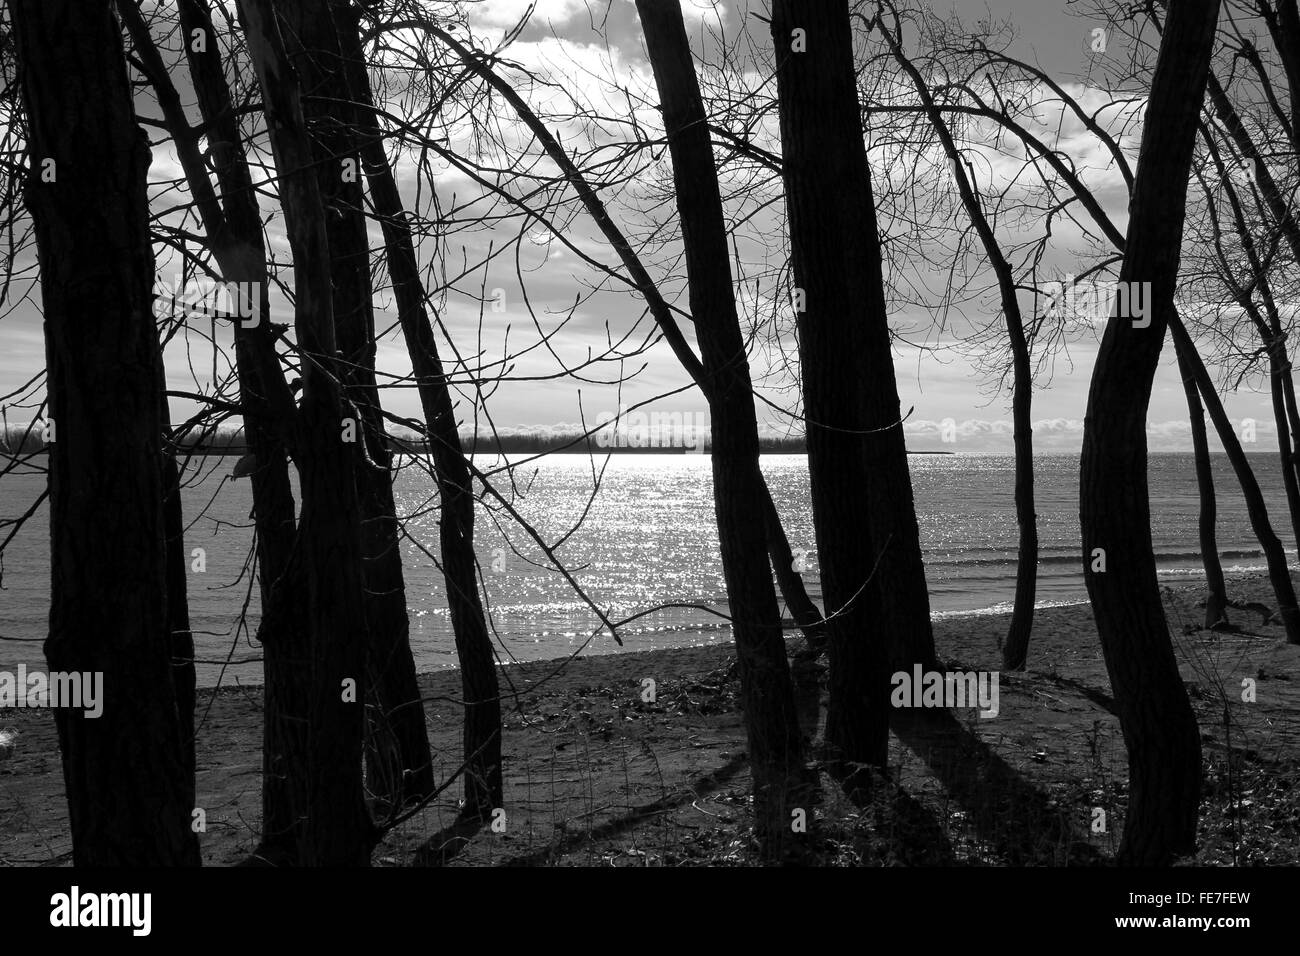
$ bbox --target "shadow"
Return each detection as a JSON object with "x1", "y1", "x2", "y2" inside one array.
[
  {"x1": 496, "y1": 751, "x2": 751, "y2": 866},
  {"x1": 890, "y1": 708, "x2": 1106, "y2": 866},
  {"x1": 816, "y1": 752, "x2": 958, "y2": 864},
  {"x1": 410, "y1": 814, "x2": 488, "y2": 867},
  {"x1": 876, "y1": 783, "x2": 959, "y2": 865},
  {"x1": 1039, "y1": 673, "x2": 1119, "y2": 716}
]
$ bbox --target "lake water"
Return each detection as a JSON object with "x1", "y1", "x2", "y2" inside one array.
[{"x1": 0, "y1": 452, "x2": 1292, "y2": 687}]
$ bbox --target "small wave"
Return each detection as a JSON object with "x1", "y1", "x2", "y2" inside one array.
[
  {"x1": 1157, "y1": 563, "x2": 1271, "y2": 577},
  {"x1": 931, "y1": 598, "x2": 1090, "y2": 620},
  {"x1": 926, "y1": 548, "x2": 1269, "y2": 570}
]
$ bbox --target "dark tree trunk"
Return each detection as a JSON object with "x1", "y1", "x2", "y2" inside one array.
[
  {"x1": 337, "y1": 6, "x2": 503, "y2": 819},
  {"x1": 1170, "y1": 317, "x2": 1300, "y2": 643},
  {"x1": 1176, "y1": 347, "x2": 1229, "y2": 629},
  {"x1": 1078, "y1": 0, "x2": 1218, "y2": 865},
  {"x1": 1282, "y1": 366, "x2": 1300, "y2": 514},
  {"x1": 173, "y1": 0, "x2": 311, "y2": 861},
  {"x1": 636, "y1": 0, "x2": 808, "y2": 861},
  {"x1": 160, "y1": 401, "x2": 196, "y2": 786},
  {"x1": 240, "y1": 0, "x2": 374, "y2": 865},
  {"x1": 14, "y1": 0, "x2": 200, "y2": 865},
  {"x1": 1268, "y1": 355, "x2": 1300, "y2": 554},
  {"x1": 1004, "y1": 347, "x2": 1039, "y2": 669},
  {"x1": 770, "y1": 0, "x2": 936, "y2": 776},
  {"x1": 278, "y1": 0, "x2": 433, "y2": 812},
  {"x1": 762, "y1": 489, "x2": 825, "y2": 654}
]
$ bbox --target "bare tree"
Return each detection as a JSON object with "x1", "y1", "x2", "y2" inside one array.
[
  {"x1": 10, "y1": 0, "x2": 200, "y2": 865},
  {"x1": 1177, "y1": 345, "x2": 1230, "y2": 629},
  {"x1": 874, "y1": 3, "x2": 1039, "y2": 671},
  {"x1": 769, "y1": 0, "x2": 936, "y2": 779},
  {"x1": 239, "y1": 0, "x2": 373, "y2": 865},
  {"x1": 120, "y1": 0, "x2": 313, "y2": 860},
  {"x1": 336, "y1": 1, "x2": 504, "y2": 822},
  {"x1": 275, "y1": 0, "x2": 434, "y2": 814},
  {"x1": 1079, "y1": 0, "x2": 1220, "y2": 865},
  {"x1": 635, "y1": 0, "x2": 809, "y2": 860}
]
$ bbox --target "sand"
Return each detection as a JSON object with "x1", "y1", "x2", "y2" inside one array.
[{"x1": 2, "y1": 571, "x2": 1299, "y2": 866}]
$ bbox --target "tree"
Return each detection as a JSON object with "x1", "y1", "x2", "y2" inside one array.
[
  {"x1": 769, "y1": 0, "x2": 936, "y2": 778},
  {"x1": 239, "y1": 0, "x2": 373, "y2": 865},
  {"x1": 337, "y1": 2, "x2": 504, "y2": 822},
  {"x1": 1079, "y1": 0, "x2": 1220, "y2": 864},
  {"x1": 635, "y1": 0, "x2": 808, "y2": 860},
  {"x1": 920, "y1": 2, "x2": 1299, "y2": 644},
  {"x1": 1079, "y1": 0, "x2": 1300, "y2": 643},
  {"x1": 119, "y1": 0, "x2": 312, "y2": 863},
  {"x1": 1177, "y1": 345, "x2": 1230, "y2": 629},
  {"x1": 275, "y1": 0, "x2": 434, "y2": 814},
  {"x1": 875, "y1": 4, "x2": 1039, "y2": 671},
  {"x1": 1169, "y1": 307, "x2": 1300, "y2": 642},
  {"x1": 11, "y1": 0, "x2": 200, "y2": 865}
]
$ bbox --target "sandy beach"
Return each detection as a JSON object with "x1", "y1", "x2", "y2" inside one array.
[{"x1": 3, "y1": 571, "x2": 1298, "y2": 866}]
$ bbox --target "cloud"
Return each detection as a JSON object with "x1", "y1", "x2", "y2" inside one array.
[
  {"x1": 894, "y1": 416, "x2": 1239, "y2": 453},
  {"x1": 676, "y1": 0, "x2": 729, "y2": 23},
  {"x1": 470, "y1": 0, "x2": 589, "y2": 30}
]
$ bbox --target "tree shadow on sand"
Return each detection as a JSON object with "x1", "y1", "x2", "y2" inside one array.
[
  {"x1": 885, "y1": 708, "x2": 1107, "y2": 865},
  {"x1": 493, "y1": 750, "x2": 752, "y2": 866}
]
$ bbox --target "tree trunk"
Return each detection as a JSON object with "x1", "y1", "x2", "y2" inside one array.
[
  {"x1": 278, "y1": 0, "x2": 433, "y2": 812},
  {"x1": 1176, "y1": 347, "x2": 1229, "y2": 629},
  {"x1": 636, "y1": 0, "x2": 809, "y2": 861},
  {"x1": 337, "y1": 6, "x2": 503, "y2": 819},
  {"x1": 240, "y1": 0, "x2": 374, "y2": 865},
  {"x1": 1078, "y1": 0, "x2": 1218, "y2": 865},
  {"x1": 13, "y1": 0, "x2": 200, "y2": 865},
  {"x1": 1170, "y1": 316, "x2": 1300, "y2": 643},
  {"x1": 762, "y1": 489, "x2": 826, "y2": 654},
  {"x1": 174, "y1": 0, "x2": 311, "y2": 861},
  {"x1": 161, "y1": 399, "x2": 196, "y2": 787},
  {"x1": 1268, "y1": 354, "x2": 1300, "y2": 554},
  {"x1": 1282, "y1": 364, "x2": 1300, "y2": 519},
  {"x1": 770, "y1": 0, "x2": 935, "y2": 776},
  {"x1": 1004, "y1": 341, "x2": 1038, "y2": 670}
]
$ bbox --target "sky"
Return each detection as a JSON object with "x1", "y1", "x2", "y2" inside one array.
[{"x1": 0, "y1": 0, "x2": 1282, "y2": 454}]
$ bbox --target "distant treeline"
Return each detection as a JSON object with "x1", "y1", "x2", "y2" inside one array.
[{"x1": 0, "y1": 424, "x2": 951, "y2": 456}]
